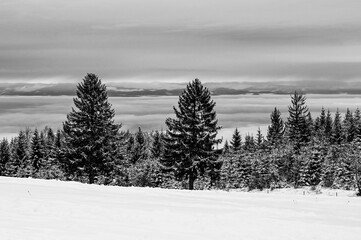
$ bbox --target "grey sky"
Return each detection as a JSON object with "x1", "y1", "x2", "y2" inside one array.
[{"x1": 1, "y1": 0, "x2": 361, "y2": 87}]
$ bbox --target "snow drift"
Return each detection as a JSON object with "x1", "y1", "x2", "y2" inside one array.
[{"x1": 0, "y1": 177, "x2": 360, "y2": 240}]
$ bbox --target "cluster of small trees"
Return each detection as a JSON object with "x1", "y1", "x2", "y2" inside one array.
[
  {"x1": 0, "y1": 127, "x2": 64, "y2": 179},
  {"x1": 0, "y1": 74, "x2": 360, "y2": 194},
  {"x1": 222, "y1": 92, "x2": 361, "y2": 194}
]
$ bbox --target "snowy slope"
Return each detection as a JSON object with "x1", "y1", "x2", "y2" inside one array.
[{"x1": 0, "y1": 177, "x2": 360, "y2": 240}]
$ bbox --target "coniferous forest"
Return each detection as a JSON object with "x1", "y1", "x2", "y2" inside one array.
[{"x1": 0, "y1": 73, "x2": 360, "y2": 195}]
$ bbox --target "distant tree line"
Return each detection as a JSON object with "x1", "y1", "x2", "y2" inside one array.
[
  {"x1": 0, "y1": 74, "x2": 360, "y2": 195},
  {"x1": 222, "y1": 92, "x2": 361, "y2": 195}
]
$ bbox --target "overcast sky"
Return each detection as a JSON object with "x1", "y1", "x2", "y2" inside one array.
[{"x1": 1, "y1": 0, "x2": 361, "y2": 88}]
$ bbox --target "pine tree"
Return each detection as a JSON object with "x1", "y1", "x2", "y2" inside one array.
[
  {"x1": 314, "y1": 116, "x2": 321, "y2": 133},
  {"x1": 319, "y1": 107, "x2": 326, "y2": 131},
  {"x1": 162, "y1": 79, "x2": 221, "y2": 190},
  {"x1": 131, "y1": 127, "x2": 147, "y2": 163},
  {"x1": 324, "y1": 110, "x2": 333, "y2": 141},
  {"x1": 331, "y1": 109, "x2": 342, "y2": 144},
  {"x1": 333, "y1": 144, "x2": 354, "y2": 190},
  {"x1": 45, "y1": 129, "x2": 66, "y2": 179},
  {"x1": 219, "y1": 154, "x2": 237, "y2": 189},
  {"x1": 297, "y1": 152, "x2": 309, "y2": 187},
  {"x1": 345, "y1": 139, "x2": 361, "y2": 195},
  {"x1": 267, "y1": 107, "x2": 285, "y2": 146},
  {"x1": 343, "y1": 108, "x2": 355, "y2": 143},
  {"x1": 126, "y1": 134, "x2": 134, "y2": 154},
  {"x1": 151, "y1": 130, "x2": 164, "y2": 159},
  {"x1": 244, "y1": 134, "x2": 255, "y2": 152},
  {"x1": 63, "y1": 73, "x2": 121, "y2": 184},
  {"x1": 353, "y1": 145, "x2": 361, "y2": 196},
  {"x1": 44, "y1": 127, "x2": 55, "y2": 157},
  {"x1": 43, "y1": 127, "x2": 55, "y2": 146},
  {"x1": 30, "y1": 129, "x2": 43, "y2": 175},
  {"x1": 354, "y1": 108, "x2": 361, "y2": 139},
  {"x1": 11, "y1": 130, "x2": 30, "y2": 177},
  {"x1": 255, "y1": 128, "x2": 264, "y2": 149},
  {"x1": 0, "y1": 139, "x2": 10, "y2": 176},
  {"x1": 230, "y1": 128, "x2": 242, "y2": 152},
  {"x1": 54, "y1": 130, "x2": 62, "y2": 149},
  {"x1": 322, "y1": 145, "x2": 340, "y2": 187},
  {"x1": 306, "y1": 112, "x2": 314, "y2": 138},
  {"x1": 237, "y1": 153, "x2": 253, "y2": 187},
  {"x1": 286, "y1": 92, "x2": 311, "y2": 151},
  {"x1": 307, "y1": 144, "x2": 324, "y2": 186},
  {"x1": 222, "y1": 140, "x2": 230, "y2": 154}
]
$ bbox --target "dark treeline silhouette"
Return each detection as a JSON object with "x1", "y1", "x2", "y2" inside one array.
[{"x1": 0, "y1": 74, "x2": 360, "y2": 195}]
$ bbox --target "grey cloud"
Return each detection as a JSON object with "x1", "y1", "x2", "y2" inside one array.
[
  {"x1": 237, "y1": 62, "x2": 361, "y2": 87},
  {"x1": 1, "y1": 0, "x2": 361, "y2": 90},
  {"x1": 196, "y1": 25, "x2": 361, "y2": 46}
]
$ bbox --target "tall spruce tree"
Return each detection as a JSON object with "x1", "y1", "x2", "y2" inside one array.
[
  {"x1": 11, "y1": 130, "x2": 30, "y2": 177},
  {"x1": 30, "y1": 129, "x2": 43, "y2": 174},
  {"x1": 318, "y1": 107, "x2": 326, "y2": 132},
  {"x1": 332, "y1": 109, "x2": 342, "y2": 144},
  {"x1": 131, "y1": 127, "x2": 148, "y2": 163},
  {"x1": 63, "y1": 73, "x2": 121, "y2": 184},
  {"x1": 314, "y1": 116, "x2": 321, "y2": 133},
  {"x1": 324, "y1": 110, "x2": 333, "y2": 141},
  {"x1": 343, "y1": 108, "x2": 355, "y2": 142},
  {"x1": 244, "y1": 134, "x2": 255, "y2": 152},
  {"x1": 322, "y1": 145, "x2": 340, "y2": 187},
  {"x1": 54, "y1": 130, "x2": 62, "y2": 149},
  {"x1": 162, "y1": 79, "x2": 221, "y2": 190},
  {"x1": 0, "y1": 139, "x2": 10, "y2": 176},
  {"x1": 307, "y1": 144, "x2": 324, "y2": 186},
  {"x1": 151, "y1": 130, "x2": 164, "y2": 159},
  {"x1": 223, "y1": 140, "x2": 230, "y2": 154},
  {"x1": 354, "y1": 108, "x2": 361, "y2": 139},
  {"x1": 286, "y1": 91, "x2": 311, "y2": 151},
  {"x1": 267, "y1": 107, "x2": 285, "y2": 146},
  {"x1": 306, "y1": 112, "x2": 314, "y2": 138},
  {"x1": 47, "y1": 127, "x2": 55, "y2": 144},
  {"x1": 350, "y1": 139, "x2": 361, "y2": 195},
  {"x1": 230, "y1": 128, "x2": 242, "y2": 152},
  {"x1": 255, "y1": 128, "x2": 264, "y2": 150}
]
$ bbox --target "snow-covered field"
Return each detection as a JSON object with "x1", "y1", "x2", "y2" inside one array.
[{"x1": 1, "y1": 177, "x2": 360, "y2": 240}]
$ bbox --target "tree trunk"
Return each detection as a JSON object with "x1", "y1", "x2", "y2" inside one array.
[
  {"x1": 188, "y1": 171, "x2": 194, "y2": 190},
  {"x1": 89, "y1": 170, "x2": 95, "y2": 184},
  {"x1": 355, "y1": 167, "x2": 361, "y2": 196}
]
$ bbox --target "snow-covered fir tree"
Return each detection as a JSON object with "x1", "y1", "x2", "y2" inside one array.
[
  {"x1": 324, "y1": 110, "x2": 333, "y2": 142},
  {"x1": 267, "y1": 107, "x2": 285, "y2": 146},
  {"x1": 30, "y1": 129, "x2": 44, "y2": 175},
  {"x1": 244, "y1": 134, "x2": 255, "y2": 152},
  {"x1": 255, "y1": 128, "x2": 264, "y2": 150},
  {"x1": 322, "y1": 145, "x2": 340, "y2": 187},
  {"x1": 230, "y1": 128, "x2": 242, "y2": 152},
  {"x1": 0, "y1": 139, "x2": 10, "y2": 176},
  {"x1": 354, "y1": 108, "x2": 361, "y2": 140},
  {"x1": 162, "y1": 79, "x2": 222, "y2": 190},
  {"x1": 222, "y1": 140, "x2": 230, "y2": 154},
  {"x1": 343, "y1": 108, "x2": 355, "y2": 143},
  {"x1": 151, "y1": 130, "x2": 164, "y2": 159},
  {"x1": 307, "y1": 144, "x2": 324, "y2": 186},
  {"x1": 286, "y1": 91, "x2": 311, "y2": 151},
  {"x1": 332, "y1": 109, "x2": 342, "y2": 144},
  {"x1": 131, "y1": 127, "x2": 148, "y2": 163},
  {"x1": 63, "y1": 73, "x2": 121, "y2": 184}
]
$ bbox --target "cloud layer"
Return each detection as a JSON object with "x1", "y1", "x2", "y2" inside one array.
[{"x1": 1, "y1": 0, "x2": 361, "y2": 88}]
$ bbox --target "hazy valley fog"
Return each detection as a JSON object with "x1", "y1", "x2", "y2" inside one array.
[{"x1": 1, "y1": 94, "x2": 361, "y2": 144}]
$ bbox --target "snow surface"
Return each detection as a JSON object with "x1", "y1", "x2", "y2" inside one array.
[{"x1": 1, "y1": 177, "x2": 360, "y2": 240}]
